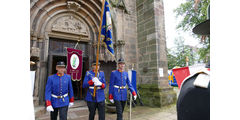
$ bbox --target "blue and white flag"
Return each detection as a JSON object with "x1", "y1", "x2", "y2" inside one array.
[
  {"x1": 101, "y1": 1, "x2": 114, "y2": 56},
  {"x1": 128, "y1": 70, "x2": 138, "y2": 94}
]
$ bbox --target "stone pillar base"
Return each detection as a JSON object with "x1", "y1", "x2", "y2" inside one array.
[
  {"x1": 138, "y1": 84, "x2": 177, "y2": 107},
  {"x1": 33, "y1": 97, "x2": 39, "y2": 107}
]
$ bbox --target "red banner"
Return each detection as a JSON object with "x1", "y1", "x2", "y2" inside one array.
[
  {"x1": 172, "y1": 67, "x2": 190, "y2": 89},
  {"x1": 67, "y1": 48, "x2": 83, "y2": 81}
]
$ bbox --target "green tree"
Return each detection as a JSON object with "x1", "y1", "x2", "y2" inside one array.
[
  {"x1": 167, "y1": 37, "x2": 197, "y2": 69},
  {"x1": 174, "y1": 0, "x2": 210, "y2": 63},
  {"x1": 167, "y1": 49, "x2": 177, "y2": 69},
  {"x1": 198, "y1": 37, "x2": 210, "y2": 62}
]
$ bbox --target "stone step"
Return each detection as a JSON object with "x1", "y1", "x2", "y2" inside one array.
[
  {"x1": 34, "y1": 100, "x2": 87, "y2": 119},
  {"x1": 70, "y1": 100, "x2": 87, "y2": 108},
  {"x1": 34, "y1": 106, "x2": 46, "y2": 118},
  {"x1": 35, "y1": 106, "x2": 89, "y2": 120}
]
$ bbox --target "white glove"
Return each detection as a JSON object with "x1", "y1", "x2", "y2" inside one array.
[
  {"x1": 110, "y1": 99, "x2": 114, "y2": 104},
  {"x1": 46, "y1": 106, "x2": 54, "y2": 112},
  {"x1": 92, "y1": 77, "x2": 99, "y2": 83},
  {"x1": 69, "y1": 102, "x2": 74, "y2": 108},
  {"x1": 95, "y1": 80, "x2": 102, "y2": 86},
  {"x1": 133, "y1": 95, "x2": 137, "y2": 100}
]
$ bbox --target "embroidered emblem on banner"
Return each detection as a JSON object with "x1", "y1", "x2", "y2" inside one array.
[{"x1": 70, "y1": 54, "x2": 79, "y2": 69}]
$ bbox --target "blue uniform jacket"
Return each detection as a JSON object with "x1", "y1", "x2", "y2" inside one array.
[
  {"x1": 109, "y1": 70, "x2": 136, "y2": 101},
  {"x1": 45, "y1": 74, "x2": 74, "y2": 108},
  {"x1": 83, "y1": 70, "x2": 106, "y2": 102}
]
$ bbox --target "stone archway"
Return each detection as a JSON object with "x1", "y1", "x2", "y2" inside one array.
[
  {"x1": 46, "y1": 13, "x2": 93, "y2": 101},
  {"x1": 31, "y1": 0, "x2": 103, "y2": 105},
  {"x1": 31, "y1": 0, "x2": 120, "y2": 106}
]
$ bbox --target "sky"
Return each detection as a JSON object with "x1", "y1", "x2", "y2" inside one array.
[{"x1": 163, "y1": 0, "x2": 201, "y2": 49}]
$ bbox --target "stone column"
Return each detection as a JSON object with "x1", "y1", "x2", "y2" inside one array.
[
  {"x1": 116, "y1": 40, "x2": 125, "y2": 60},
  {"x1": 31, "y1": 32, "x2": 41, "y2": 106},
  {"x1": 88, "y1": 42, "x2": 92, "y2": 67},
  {"x1": 136, "y1": 0, "x2": 176, "y2": 107},
  {"x1": 37, "y1": 34, "x2": 48, "y2": 105}
]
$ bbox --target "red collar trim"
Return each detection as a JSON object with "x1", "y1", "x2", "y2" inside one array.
[
  {"x1": 118, "y1": 69, "x2": 123, "y2": 72},
  {"x1": 57, "y1": 73, "x2": 64, "y2": 76},
  {"x1": 92, "y1": 70, "x2": 100, "y2": 72}
]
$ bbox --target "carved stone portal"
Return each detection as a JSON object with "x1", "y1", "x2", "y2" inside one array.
[
  {"x1": 67, "y1": 1, "x2": 81, "y2": 11},
  {"x1": 52, "y1": 16, "x2": 89, "y2": 36}
]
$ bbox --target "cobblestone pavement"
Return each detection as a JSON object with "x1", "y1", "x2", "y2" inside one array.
[
  {"x1": 130, "y1": 104, "x2": 177, "y2": 120},
  {"x1": 36, "y1": 104, "x2": 177, "y2": 120}
]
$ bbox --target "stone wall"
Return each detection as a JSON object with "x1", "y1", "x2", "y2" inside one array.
[
  {"x1": 110, "y1": 0, "x2": 138, "y2": 70},
  {"x1": 137, "y1": 0, "x2": 158, "y2": 84},
  {"x1": 123, "y1": 0, "x2": 138, "y2": 70},
  {"x1": 136, "y1": 0, "x2": 176, "y2": 107}
]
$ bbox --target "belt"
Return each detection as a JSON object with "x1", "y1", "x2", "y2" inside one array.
[
  {"x1": 51, "y1": 93, "x2": 68, "y2": 99},
  {"x1": 89, "y1": 86, "x2": 102, "y2": 90},
  {"x1": 114, "y1": 85, "x2": 126, "y2": 89}
]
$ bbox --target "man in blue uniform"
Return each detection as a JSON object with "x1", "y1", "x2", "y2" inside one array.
[
  {"x1": 109, "y1": 59, "x2": 137, "y2": 120},
  {"x1": 83, "y1": 61, "x2": 106, "y2": 120},
  {"x1": 45, "y1": 61, "x2": 74, "y2": 120}
]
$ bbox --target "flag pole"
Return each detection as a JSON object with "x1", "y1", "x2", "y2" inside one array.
[
  {"x1": 93, "y1": 0, "x2": 106, "y2": 98},
  {"x1": 129, "y1": 64, "x2": 134, "y2": 120}
]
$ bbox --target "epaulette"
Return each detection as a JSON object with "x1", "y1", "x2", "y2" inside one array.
[
  {"x1": 193, "y1": 72, "x2": 210, "y2": 88},
  {"x1": 65, "y1": 74, "x2": 71, "y2": 77},
  {"x1": 48, "y1": 74, "x2": 54, "y2": 78},
  {"x1": 86, "y1": 71, "x2": 91, "y2": 75},
  {"x1": 180, "y1": 68, "x2": 210, "y2": 91}
]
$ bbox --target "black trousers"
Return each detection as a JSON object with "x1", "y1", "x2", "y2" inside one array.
[
  {"x1": 114, "y1": 100, "x2": 126, "y2": 120},
  {"x1": 87, "y1": 101, "x2": 105, "y2": 120},
  {"x1": 50, "y1": 106, "x2": 68, "y2": 120}
]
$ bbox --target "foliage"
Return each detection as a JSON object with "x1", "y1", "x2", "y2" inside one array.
[
  {"x1": 198, "y1": 36, "x2": 210, "y2": 62},
  {"x1": 174, "y1": 0, "x2": 210, "y2": 63},
  {"x1": 167, "y1": 49, "x2": 177, "y2": 70},
  {"x1": 167, "y1": 37, "x2": 197, "y2": 69},
  {"x1": 174, "y1": 0, "x2": 210, "y2": 33}
]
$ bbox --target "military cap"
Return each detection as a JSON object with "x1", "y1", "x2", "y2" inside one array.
[
  {"x1": 118, "y1": 58, "x2": 125, "y2": 64},
  {"x1": 56, "y1": 61, "x2": 66, "y2": 67},
  {"x1": 92, "y1": 60, "x2": 101, "y2": 65}
]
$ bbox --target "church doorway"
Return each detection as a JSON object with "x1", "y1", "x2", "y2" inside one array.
[{"x1": 47, "y1": 37, "x2": 89, "y2": 101}]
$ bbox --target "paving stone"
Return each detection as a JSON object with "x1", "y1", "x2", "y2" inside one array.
[{"x1": 36, "y1": 104, "x2": 177, "y2": 120}]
